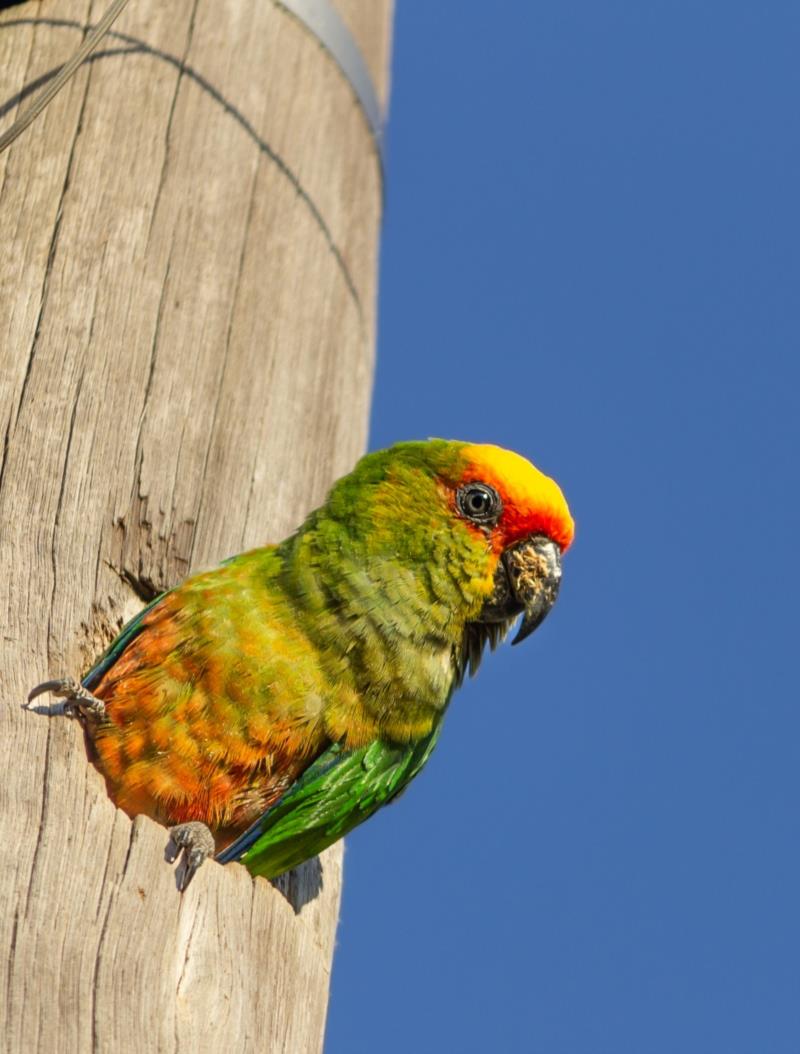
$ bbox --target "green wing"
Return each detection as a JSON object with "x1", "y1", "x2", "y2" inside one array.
[{"x1": 217, "y1": 721, "x2": 444, "y2": 879}]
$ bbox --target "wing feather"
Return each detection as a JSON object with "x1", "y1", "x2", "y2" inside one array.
[{"x1": 217, "y1": 721, "x2": 443, "y2": 878}]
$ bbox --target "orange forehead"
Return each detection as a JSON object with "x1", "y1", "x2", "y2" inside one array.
[{"x1": 460, "y1": 443, "x2": 575, "y2": 550}]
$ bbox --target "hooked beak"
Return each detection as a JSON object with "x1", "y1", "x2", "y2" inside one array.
[
  {"x1": 477, "y1": 534, "x2": 563, "y2": 645},
  {"x1": 506, "y1": 535, "x2": 563, "y2": 644}
]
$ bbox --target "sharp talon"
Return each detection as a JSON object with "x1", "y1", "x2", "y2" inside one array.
[
  {"x1": 26, "y1": 679, "x2": 66, "y2": 704},
  {"x1": 25, "y1": 676, "x2": 106, "y2": 719},
  {"x1": 167, "y1": 822, "x2": 216, "y2": 891}
]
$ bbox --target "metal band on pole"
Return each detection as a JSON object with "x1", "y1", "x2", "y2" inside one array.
[{"x1": 276, "y1": 0, "x2": 384, "y2": 161}]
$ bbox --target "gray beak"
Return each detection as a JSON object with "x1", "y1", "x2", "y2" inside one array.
[
  {"x1": 506, "y1": 534, "x2": 563, "y2": 644},
  {"x1": 462, "y1": 533, "x2": 564, "y2": 680},
  {"x1": 474, "y1": 533, "x2": 564, "y2": 645}
]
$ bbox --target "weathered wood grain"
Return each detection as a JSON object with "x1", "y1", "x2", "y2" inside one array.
[{"x1": 0, "y1": 1, "x2": 391, "y2": 1049}]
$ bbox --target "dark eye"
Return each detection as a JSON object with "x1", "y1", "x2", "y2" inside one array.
[{"x1": 456, "y1": 482, "x2": 502, "y2": 525}]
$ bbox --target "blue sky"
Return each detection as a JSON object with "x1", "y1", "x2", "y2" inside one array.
[{"x1": 327, "y1": 3, "x2": 799, "y2": 1053}]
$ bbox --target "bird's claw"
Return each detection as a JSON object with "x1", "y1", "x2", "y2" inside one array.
[
  {"x1": 166, "y1": 822, "x2": 216, "y2": 892},
  {"x1": 25, "y1": 677, "x2": 106, "y2": 720}
]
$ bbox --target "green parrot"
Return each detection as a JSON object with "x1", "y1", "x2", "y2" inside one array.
[{"x1": 27, "y1": 440, "x2": 574, "y2": 888}]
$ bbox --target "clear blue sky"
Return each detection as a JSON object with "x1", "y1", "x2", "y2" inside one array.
[{"x1": 327, "y1": 3, "x2": 798, "y2": 1052}]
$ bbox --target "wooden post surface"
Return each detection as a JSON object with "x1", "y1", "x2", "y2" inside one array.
[{"x1": 0, "y1": 1, "x2": 391, "y2": 1049}]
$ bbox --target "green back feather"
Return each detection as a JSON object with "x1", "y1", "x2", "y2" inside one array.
[{"x1": 217, "y1": 721, "x2": 444, "y2": 879}]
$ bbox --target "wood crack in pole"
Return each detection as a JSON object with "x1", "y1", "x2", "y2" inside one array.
[{"x1": 0, "y1": 1, "x2": 394, "y2": 1051}]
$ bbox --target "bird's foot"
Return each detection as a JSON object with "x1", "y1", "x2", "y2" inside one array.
[
  {"x1": 166, "y1": 822, "x2": 216, "y2": 892},
  {"x1": 25, "y1": 676, "x2": 106, "y2": 721}
]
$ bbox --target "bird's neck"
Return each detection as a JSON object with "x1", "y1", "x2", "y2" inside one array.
[{"x1": 274, "y1": 513, "x2": 494, "y2": 744}]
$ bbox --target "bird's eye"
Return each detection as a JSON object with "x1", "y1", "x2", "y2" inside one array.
[{"x1": 456, "y1": 482, "x2": 502, "y2": 525}]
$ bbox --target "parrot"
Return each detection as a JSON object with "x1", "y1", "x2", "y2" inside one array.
[{"x1": 27, "y1": 440, "x2": 574, "y2": 889}]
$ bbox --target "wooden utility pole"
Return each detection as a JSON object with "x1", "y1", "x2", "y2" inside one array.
[{"x1": 0, "y1": 1, "x2": 391, "y2": 1049}]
